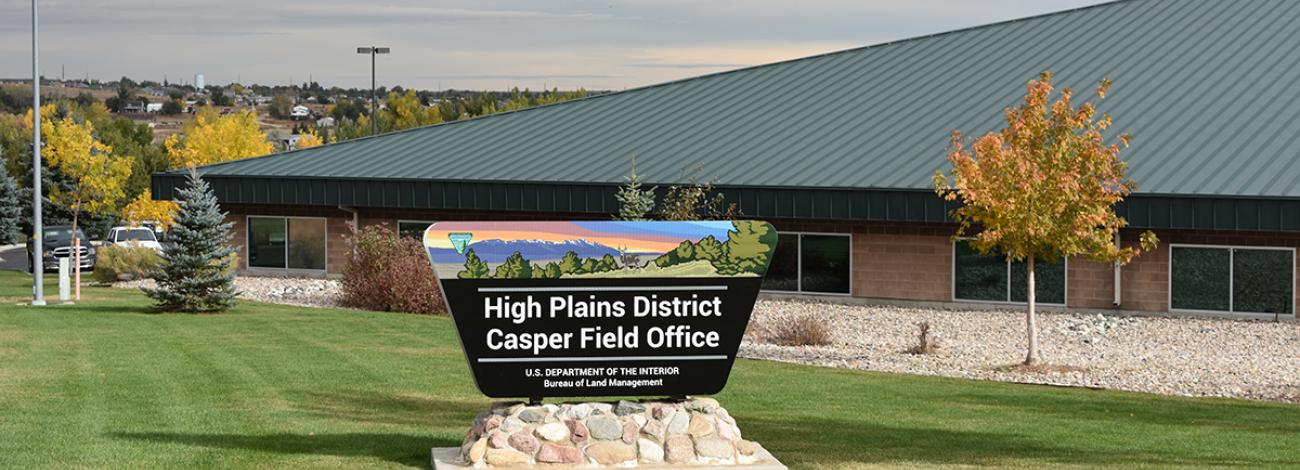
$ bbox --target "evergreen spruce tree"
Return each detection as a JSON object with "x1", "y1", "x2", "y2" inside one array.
[
  {"x1": 0, "y1": 154, "x2": 22, "y2": 244},
  {"x1": 615, "y1": 158, "x2": 656, "y2": 220},
  {"x1": 145, "y1": 172, "x2": 237, "y2": 312}
]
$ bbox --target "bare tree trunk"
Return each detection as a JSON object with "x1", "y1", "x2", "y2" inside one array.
[
  {"x1": 1024, "y1": 252, "x2": 1039, "y2": 365},
  {"x1": 71, "y1": 206, "x2": 80, "y2": 301}
]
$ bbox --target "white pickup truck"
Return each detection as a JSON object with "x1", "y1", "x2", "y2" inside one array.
[{"x1": 104, "y1": 226, "x2": 164, "y2": 251}]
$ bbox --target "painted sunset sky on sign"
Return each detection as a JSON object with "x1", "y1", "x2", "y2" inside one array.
[
  {"x1": 424, "y1": 221, "x2": 733, "y2": 254},
  {"x1": 423, "y1": 220, "x2": 778, "y2": 280}
]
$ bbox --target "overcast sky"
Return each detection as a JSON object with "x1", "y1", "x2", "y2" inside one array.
[{"x1": 0, "y1": 0, "x2": 1106, "y2": 91}]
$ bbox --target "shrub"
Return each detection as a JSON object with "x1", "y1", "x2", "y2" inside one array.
[
  {"x1": 341, "y1": 225, "x2": 445, "y2": 315},
  {"x1": 767, "y1": 315, "x2": 833, "y2": 347},
  {"x1": 907, "y1": 321, "x2": 939, "y2": 355},
  {"x1": 93, "y1": 245, "x2": 162, "y2": 283}
]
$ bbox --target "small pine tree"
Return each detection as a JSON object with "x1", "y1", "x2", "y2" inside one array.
[
  {"x1": 0, "y1": 161, "x2": 22, "y2": 244},
  {"x1": 615, "y1": 158, "x2": 656, "y2": 220},
  {"x1": 145, "y1": 172, "x2": 237, "y2": 312}
]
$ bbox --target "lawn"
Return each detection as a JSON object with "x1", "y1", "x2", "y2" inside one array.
[{"x1": 0, "y1": 271, "x2": 1297, "y2": 469}]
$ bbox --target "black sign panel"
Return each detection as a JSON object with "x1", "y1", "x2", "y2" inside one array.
[{"x1": 424, "y1": 221, "x2": 777, "y2": 398}]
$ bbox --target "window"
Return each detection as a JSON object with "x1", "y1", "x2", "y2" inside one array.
[
  {"x1": 1170, "y1": 245, "x2": 1293, "y2": 314},
  {"x1": 760, "y1": 233, "x2": 851, "y2": 295},
  {"x1": 247, "y1": 216, "x2": 327, "y2": 270},
  {"x1": 953, "y1": 241, "x2": 1066, "y2": 305},
  {"x1": 398, "y1": 220, "x2": 435, "y2": 240}
]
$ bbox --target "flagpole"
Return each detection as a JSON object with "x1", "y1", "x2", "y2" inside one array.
[{"x1": 31, "y1": 0, "x2": 45, "y2": 306}]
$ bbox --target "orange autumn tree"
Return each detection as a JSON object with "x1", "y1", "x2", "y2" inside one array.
[{"x1": 933, "y1": 71, "x2": 1157, "y2": 365}]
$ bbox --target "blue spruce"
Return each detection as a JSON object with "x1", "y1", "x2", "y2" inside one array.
[
  {"x1": 0, "y1": 163, "x2": 22, "y2": 244},
  {"x1": 145, "y1": 172, "x2": 237, "y2": 312}
]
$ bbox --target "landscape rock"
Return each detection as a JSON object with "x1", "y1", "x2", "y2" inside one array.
[
  {"x1": 507, "y1": 431, "x2": 538, "y2": 454},
  {"x1": 638, "y1": 437, "x2": 665, "y2": 463},
  {"x1": 687, "y1": 413, "x2": 715, "y2": 437},
  {"x1": 487, "y1": 430, "x2": 509, "y2": 449},
  {"x1": 685, "y1": 397, "x2": 720, "y2": 413},
  {"x1": 584, "y1": 442, "x2": 637, "y2": 465},
  {"x1": 519, "y1": 408, "x2": 547, "y2": 423},
  {"x1": 466, "y1": 437, "x2": 487, "y2": 464},
  {"x1": 614, "y1": 400, "x2": 646, "y2": 416},
  {"x1": 741, "y1": 298, "x2": 1300, "y2": 403},
  {"x1": 500, "y1": 416, "x2": 525, "y2": 433},
  {"x1": 621, "y1": 420, "x2": 639, "y2": 444},
  {"x1": 736, "y1": 439, "x2": 758, "y2": 456},
  {"x1": 485, "y1": 448, "x2": 530, "y2": 466},
  {"x1": 667, "y1": 411, "x2": 689, "y2": 435},
  {"x1": 694, "y1": 436, "x2": 735, "y2": 459},
  {"x1": 534, "y1": 422, "x2": 570, "y2": 442},
  {"x1": 664, "y1": 435, "x2": 695, "y2": 463},
  {"x1": 587, "y1": 416, "x2": 622, "y2": 440},
  {"x1": 640, "y1": 419, "x2": 666, "y2": 442},
  {"x1": 565, "y1": 419, "x2": 589, "y2": 444},
  {"x1": 535, "y1": 442, "x2": 583, "y2": 464}
]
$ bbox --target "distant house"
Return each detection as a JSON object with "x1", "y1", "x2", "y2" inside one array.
[
  {"x1": 278, "y1": 134, "x2": 301, "y2": 151},
  {"x1": 290, "y1": 105, "x2": 311, "y2": 119},
  {"x1": 145, "y1": 102, "x2": 164, "y2": 113},
  {"x1": 121, "y1": 102, "x2": 146, "y2": 113},
  {"x1": 316, "y1": 117, "x2": 335, "y2": 128}
]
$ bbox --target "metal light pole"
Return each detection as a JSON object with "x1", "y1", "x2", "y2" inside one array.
[
  {"x1": 356, "y1": 46, "x2": 389, "y2": 136},
  {"x1": 31, "y1": 0, "x2": 44, "y2": 306}
]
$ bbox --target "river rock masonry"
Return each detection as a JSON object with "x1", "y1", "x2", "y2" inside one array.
[{"x1": 452, "y1": 398, "x2": 781, "y2": 468}]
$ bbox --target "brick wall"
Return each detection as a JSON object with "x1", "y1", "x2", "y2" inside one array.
[{"x1": 219, "y1": 204, "x2": 1300, "y2": 315}]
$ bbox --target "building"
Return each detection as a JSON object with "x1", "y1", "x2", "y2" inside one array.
[
  {"x1": 195, "y1": 73, "x2": 205, "y2": 90},
  {"x1": 153, "y1": 0, "x2": 1300, "y2": 318},
  {"x1": 290, "y1": 105, "x2": 311, "y2": 119}
]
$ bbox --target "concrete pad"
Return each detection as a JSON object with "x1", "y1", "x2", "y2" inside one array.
[{"x1": 431, "y1": 447, "x2": 788, "y2": 470}]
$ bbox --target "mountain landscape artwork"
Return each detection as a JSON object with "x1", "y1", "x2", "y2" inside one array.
[{"x1": 423, "y1": 220, "x2": 779, "y2": 280}]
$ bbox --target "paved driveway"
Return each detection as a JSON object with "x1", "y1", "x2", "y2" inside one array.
[{"x1": 0, "y1": 245, "x2": 27, "y2": 272}]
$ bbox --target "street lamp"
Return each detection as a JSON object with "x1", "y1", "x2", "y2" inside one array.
[
  {"x1": 356, "y1": 46, "x2": 390, "y2": 136},
  {"x1": 31, "y1": 0, "x2": 45, "y2": 306}
]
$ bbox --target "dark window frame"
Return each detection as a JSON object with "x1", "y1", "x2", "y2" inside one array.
[
  {"x1": 1168, "y1": 243, "x2": 1295, "y2": 315},
  {"x1": 397, "y1": 219, "x2": 436, "y2": 240},
  {"x1": 951, "y1": 240, "x2": 1068, "y2": 306},
  {"x1": 760, "y1": 232, "x2": 853, "y2": 296},
  {"x1": 246, "y1": 215, "x2": 329, "y2": 272}
]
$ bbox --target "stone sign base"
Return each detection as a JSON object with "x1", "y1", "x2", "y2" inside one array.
[{"x1": 434, "y1": 398, "x2": 785, "y2": 469}]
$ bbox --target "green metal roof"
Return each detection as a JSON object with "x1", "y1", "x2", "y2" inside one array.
[{"x1": 155, "y1": 0, "x2": 1300, "y2": 230}]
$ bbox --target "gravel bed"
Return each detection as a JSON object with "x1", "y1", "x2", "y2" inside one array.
[
  {"x1": 115, "y1": 277, "x2": 342, "y2": 308},
  {"x1": 114, "y1": 277, "x2": 1300, "y2": 401},
  {"x1": 743, "y1": 298, "x2": 1300, "y2": 402}
]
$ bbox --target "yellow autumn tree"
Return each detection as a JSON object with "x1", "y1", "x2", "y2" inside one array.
[
  {"x1": 296, "y1": 128, "x2": 325, "y2": 149},
  {"x1": 165, "y1": 108, "x2": 272, "y2": 169},
  {"x1": 121, "y1": 190, "x2": 178, "y2": 229},
  {"x1": 383, "y1": 89, "x2": 442, "y2": 131},
  {"x1": 39, "y1": 114, "x2": 134, "y2": 295},
  {"x1": 933, "y1": 72, "x2": 1157, "y2": 365}
]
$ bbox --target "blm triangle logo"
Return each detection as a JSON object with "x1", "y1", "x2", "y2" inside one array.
[{"x1": 448, "y1": 233, "x2": 473, "y2": 254}]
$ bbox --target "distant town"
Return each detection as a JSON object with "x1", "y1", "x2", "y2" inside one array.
[{"x1": 0, "y1": 75, "x2": 605, "y2": 150}]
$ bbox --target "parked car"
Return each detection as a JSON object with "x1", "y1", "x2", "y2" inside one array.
[
  {"x1": 104, "y1": 226, "x2": 164, "y2": 251},
  {"x1": 27, "y1": 225, "x2": 96, "y2": 273}
]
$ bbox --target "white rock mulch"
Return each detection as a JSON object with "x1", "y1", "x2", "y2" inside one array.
[
  {"x1": 114, "y1": 277, "x2": 1300, "y2": 401},
  {"x1": 115, "y1": 276, "x2": 342, "y2": 308},
  {"x1": 743, "y1": 298, "x2": 1300, "y2": 402}
]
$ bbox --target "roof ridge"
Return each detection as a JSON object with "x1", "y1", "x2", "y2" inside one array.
[{"x1": 187, "y1": 0, "x2": 1139, "y2": 173}]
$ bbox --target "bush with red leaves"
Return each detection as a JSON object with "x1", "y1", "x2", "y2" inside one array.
[{"x1": 340, "y1": 224, "x2": 445, "y2": 315}]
